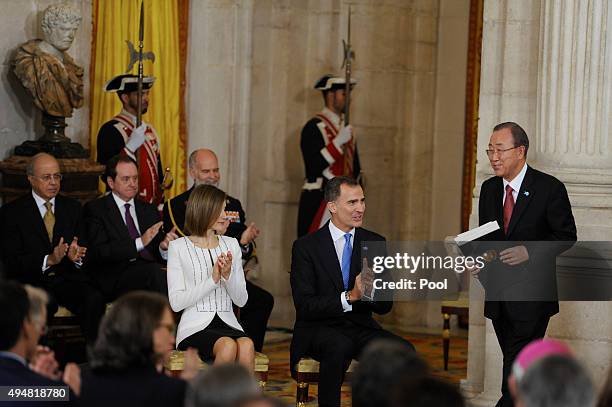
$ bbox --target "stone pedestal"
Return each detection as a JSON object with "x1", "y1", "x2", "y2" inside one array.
[{"x1": 0, "y1": 155, "x2": 104, "y2": 204}]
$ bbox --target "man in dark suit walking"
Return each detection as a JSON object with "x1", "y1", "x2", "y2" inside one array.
[
  {"x1": 475, "y1": 122, "x2": 577, "y2": 407},
  {"x1": 84, "y1": 155, "x2": 174, "y2": 301},
  {"x1": 290, "y1": 176, "x2": 414, "y2": 407},
  {"x1": 0, "y1": 153, "x2": 105, "y2": 343}
]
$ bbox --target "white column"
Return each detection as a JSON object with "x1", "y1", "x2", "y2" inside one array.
[
  {"x1": 536, "y1": 0, "x2": 611, "y2": 171},
  {"x1": 187, "y1": 0, "x2": 253, "y2": 201}
]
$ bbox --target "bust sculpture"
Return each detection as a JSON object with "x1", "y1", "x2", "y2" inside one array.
[
  {"x1": 13, "y1": 3, "x2": 83, "y2": 118},
  {"x1": 11, "y1": 3, "x2": 87, "y2": 157}
]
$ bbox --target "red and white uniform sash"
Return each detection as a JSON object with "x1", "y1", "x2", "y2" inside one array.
[{"x1": 113, "y1": 112, "x2": 162, "y2": 206}]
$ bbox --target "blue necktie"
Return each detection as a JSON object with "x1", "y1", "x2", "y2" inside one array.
[{"x1": 341, "y1": 233, "x2": 352, "y2": 290}]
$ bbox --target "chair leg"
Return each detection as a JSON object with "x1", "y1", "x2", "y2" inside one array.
[
  {"x1": 296, "y1": 381, "x2": 309, "y2": 407},
  {"x1": 443, "y1": 312, "x2": 450, "y2": 370}
]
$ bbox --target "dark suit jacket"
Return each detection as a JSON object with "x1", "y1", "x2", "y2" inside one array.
[
  {"x1": 162, "y1": 187, "x2": 254, "y2": 259},
  {"x1": 79, "y1": 366, "x2": 185, "y2": 407},
  {"x1": 0, "y1": 355, "x2": 75, "y2": 406},
  {"x1": 83, "y1": 194, "x2": 163, "y2": 294},
  {"x1": 289, "y1": 223, "x2": 392, "y2": 370},
  {"x1": 478, "y1": 165, "x2": 577, "y2": 320},
  {"x1": 0, "y1": 193, "x2": 83, "y2": 286}
]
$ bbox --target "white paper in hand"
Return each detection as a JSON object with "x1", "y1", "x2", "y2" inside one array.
[{"x1": 454, "y1": 221, "x2": 500, "y2": 246}]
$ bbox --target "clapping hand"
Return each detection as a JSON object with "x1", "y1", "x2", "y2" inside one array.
[
  {"x1": 239, "y1": 222, "x2": 260, "y2": 245},
  {"x1": 67, "y1": 237, "x2": 86, "y2": 263},
  {"x1": 29, "y1": 346, "x2": 61, "y2": 380},
  {"x1": 142, "y1": 221, "x2": 163, "y2": 246},
  {"x1": 212, "y1": 251, "x2": 232, "y2": 283},
  {"x1": 160, "y1": 226, "x2": 179, "y2": 251},
  {"x1": 47, "y1": 237, "x2": 68, "y2": 267}
]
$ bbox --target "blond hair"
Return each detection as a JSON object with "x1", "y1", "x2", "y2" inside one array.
[{"x1": 185, "y1": 185, "x2": 226, "y2": 236}]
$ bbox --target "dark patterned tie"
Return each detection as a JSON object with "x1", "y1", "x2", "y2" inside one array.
[
  {"x1": 503, "y1": 185, "x2": 515, "y2": 234},
  {"x1": 124, "y1": 203, "x2": 155, "y2": 261}
]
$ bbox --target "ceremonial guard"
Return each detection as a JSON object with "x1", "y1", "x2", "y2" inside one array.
[
  {"x1": 97, "y1": 74, "x2": 165, "y2": 208},
  {"x1": 297, "y1": 74, "x2": 360, "y2": 237}
]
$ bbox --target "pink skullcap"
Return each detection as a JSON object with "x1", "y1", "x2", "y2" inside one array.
[{"x1": 511, "y1": 339, "x2": 573, "y2": 381}]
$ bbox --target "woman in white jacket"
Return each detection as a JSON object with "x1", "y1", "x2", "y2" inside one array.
[{"x1": 167, "y1": 185, "x2": 254, "y2": 369}]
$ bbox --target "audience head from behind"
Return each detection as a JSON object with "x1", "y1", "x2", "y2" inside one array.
[
  {"x1": 27, "y1": 152, "x2": 62, "y2": 201},
  {"x1": 324, "y1": 176, "x2": 364, "y2": 232},
  {"x1": 89, "y1": 291, "x2": 175, "y2": 371},
  {"x1": 184, "y1": 363, "x2": 261, "y2": 407},
  {"x1": 508, "y1": 338, "x2": 573, "y2": 403},
  {"x1": 0, "y1": 280, "x2": 48, "y2": 361},
  {"x1": 516, "y1": 355, "x2": 595, "y2": 407},
  {"x1": 104, "y1": 154, "x2": 139, "y2": 202},
  {"x1": 189, "y1": 149, "x2": 220, "y2": 187},
  {"x1": 391, "y1": 376, "x2": 464, "y2": 407},
  {"x1": 352, "y1": 339, "x2": 427, "y2": 407},
  {"x1": 185, "y1": 184, "x2": 229, "y2": 237}
]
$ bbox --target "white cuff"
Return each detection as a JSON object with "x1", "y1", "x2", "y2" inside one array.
[
  {"x1": 42, "y1": 255, "x2": 50, "y2": 273},
  {"x1": 340, "y1": 291, "x2": 353, "y2": 312},
  {"x1": 159, "y1": 246, "x2": 168, "y2": 260},
  {"x1": 135, "y1": 237, "x2": 144, "y2": 252},
  {"x1": 320, "y1": 146, "x2": 335, "y2": 165}
]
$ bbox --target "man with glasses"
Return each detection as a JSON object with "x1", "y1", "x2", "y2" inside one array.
[
  {"x1": 474, "y1": 122, "x2": 576, "y2": 407},
  {"x1": 0, "y1": 281, "x2": 80, "y2": 399},
  {"x1": 0, "y1": 153, "x2": 106, "y2": 344}
]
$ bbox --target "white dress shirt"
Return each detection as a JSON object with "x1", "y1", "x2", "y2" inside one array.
[
  {"x1": 502, "y1": 162, "x2": 528, "y2": 204},
  {"x1": 111, "y1": 192, "x2": 145, "y2": 252},
  {"x1": 32, "y1": 191, "x2": 55, "y2": 272},
  {"x1": 329, "y1": 220, "x2": 355, "y2": 312}
]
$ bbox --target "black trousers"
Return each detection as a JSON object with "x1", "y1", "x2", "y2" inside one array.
[
  {"x1": 240, "y1": 280, "x2": 274, "y2": 352},
  {"x1": 307, "y1": 321, "x2": 414, "y2": 407},
  {"x1": 492, "y1": 312, "x2": 550, "y2": 407}
]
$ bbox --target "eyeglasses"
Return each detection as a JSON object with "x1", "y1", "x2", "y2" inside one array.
[
  {"x1": 32, "y1": 174, "x2": 63, "y2": 183},
  {"x1": 485, "y1": 146, "x2": 520, "y2": 158}
]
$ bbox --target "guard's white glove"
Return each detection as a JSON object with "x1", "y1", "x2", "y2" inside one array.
[
  {"x1": 333, "y1": 125, "x2": 353, "y2": 150},
  {"x1": 125, "y1": 124, "x2": 147, "y2": 152}
]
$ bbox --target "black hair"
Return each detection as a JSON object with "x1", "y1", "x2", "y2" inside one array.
[
  {"x1": 493, "y1": 121, "x2": 530, "y2": 156},
  {"x1": 104, "y1": 154, "x2": 138, "y2": 182},
  {"x1": 352, "y1": 339, "x2": 427, "y2": 407},
  {"x1": 0, "y1": 281, "x2": 29, "y2": 350},
  {"x1": 324, "y1": 176, "x2": 360, "y2": 202}
]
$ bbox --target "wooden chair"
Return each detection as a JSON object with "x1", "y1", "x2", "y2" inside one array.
[
  {"x1": 292, "y1": 357, "x2": 358, "y2": 407},
  {"x1": 441, "y1": 292, "x2": 469, "y2": 370},
  {"x1": 164, "y1": 350, "x2": 270, "y2": 387}
]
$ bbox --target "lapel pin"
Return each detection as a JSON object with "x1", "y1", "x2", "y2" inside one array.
[{"x1": 524, "y1": 191, "x2": 530, "y2": 196}]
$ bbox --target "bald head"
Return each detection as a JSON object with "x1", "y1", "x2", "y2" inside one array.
[
  {"x1": 188, "y1": 149, "x2": 220, "y2": 186},
  {"x1": 27, "y1": 153, "x2": 61, "y2": 200}
]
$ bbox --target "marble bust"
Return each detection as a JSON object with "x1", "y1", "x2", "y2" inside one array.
[{"x1": 12, "y1": 3, "x2": 84, "y2": 118}]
